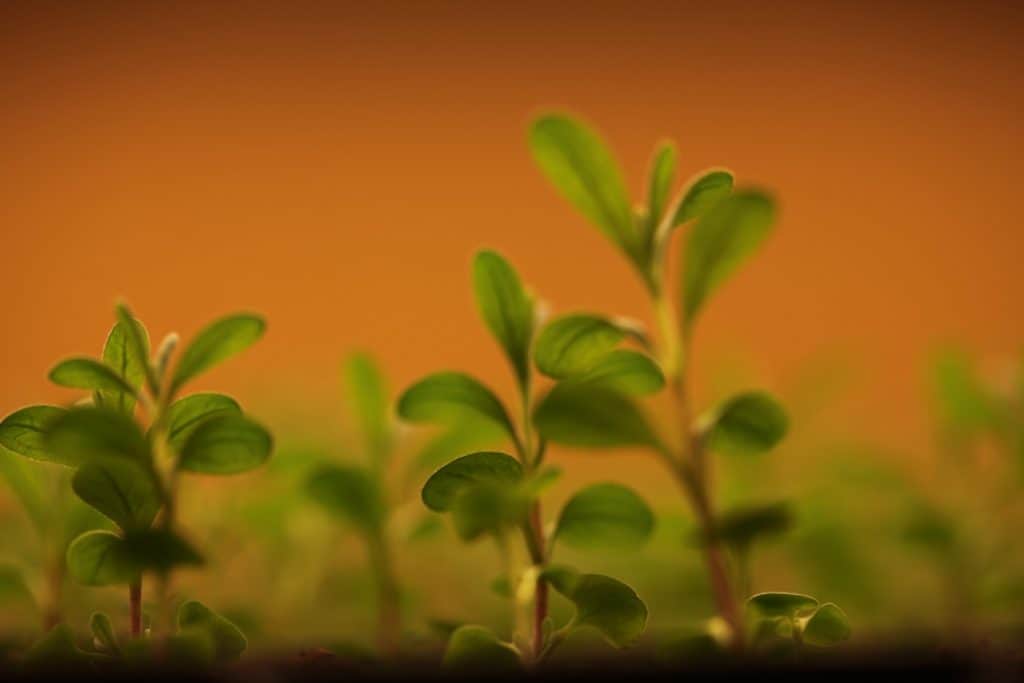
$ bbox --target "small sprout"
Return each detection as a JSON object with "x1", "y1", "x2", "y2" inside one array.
[
  {"x1": 542, "y1": 566, "x2": 649, "y2": 648},
  {"x1": 176, "y1": 600, "x2": 248, "y2": 662},
  {"x1": 90, "y1": 612, "x2": 120, "y2": 655},
  {"x1": 443, "y1": 625, "x2": 522, "y2": 673}
]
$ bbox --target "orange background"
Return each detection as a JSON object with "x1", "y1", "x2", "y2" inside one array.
[{"x1": 2, "y1": 0, "x2": 1021, "y2": 453}]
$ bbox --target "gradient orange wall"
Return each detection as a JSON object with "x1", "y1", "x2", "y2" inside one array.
[{"x1": 2, "y1": 0, "x2": 1021, "y2": 453}]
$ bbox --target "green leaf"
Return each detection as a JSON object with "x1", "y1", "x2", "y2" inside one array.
[
  {"x1": 555, "y1": 483, "x2": 654, "y2": 550},
  {"x1": 747, "y1": 592, "x2": 818, "y2": 619},
  {"x1": 442, "y1": 625, "x2": 521, "y2": 672},
  {"x1": 576, "y1": 350, "x2": 664, "y2": 395},
  {"x1": 472, "y1": 250, "x2": 535, "y2": 389},
  {"x1": 801, "y1": 603, "x2": 851, "y2": 646},
  {"x1": 543, "y1": 566, "x2": 648, "y2": 648},
  {"x1": 645, "y1": 141, "x2": 677, "y2": 237},
  {"x1": 529, "y1": 114, "x2": 638, "y2": 263},
  {"x1": 343, "y1": 353, "x2": 392, "y2": 463},
  {"x1": 166, "y1": 393, "x2": 242, "y2": 452},
  {"x1": 421, "y1": 451, "x2": 523, "y2": 512},
  {"x1": 703, "y1": 392, "x2": 788, "y2": 455},
  {"x1": 534, "y1": 314, "x2": 627, "y2": 379},
  {"x1": 72, "y1": 461, "x2": 161, "y2": 532},
  {"x1": 115, "y1": 303, "x2": 158, "y2": 395},
  {"x1": 178, "y1": 414, "x2": 272, "y2": 475},
  {"x1": 0, "y1": 563, "x2": 35, "y2": 607},
  {"x1": 681, "y1": 190, "x2": 776, "y2": 327},
  {"x1": 96, "y1": 316, "x2": 151, "y2": 415},
  {"x1": 0, "y1": 405, "x2": 66, "y2": 463},
  {"x1": 397, "y1": 372, "x2": 517, "y2": 443},
  {"x1": 45, "y1": 407, "x2": 151, "y2": 468},
  {"x1": 0, "y1": 446, "x2": 48, "y2": 531},
  {"x1": 450, "y1": 481, "x2": 529, "y2": 541},
  {"x1": 90, "y1": 612, "x2": 120, "y2": 655},
  {"x1": 709, "y1": 502, "x2": 792, "y2": 548},
  {"x1": 170, "y1": 313, "x2": 266, "y2": 394},
  {"x1": 22, "y1": 624, "x2": 89, "y2": 665},
  {"x1": 67, "y1": 529, "x2": 203, "y2": 585},
  {"x1": 177, "y1": 600, "x2": 248, "y2": 661},
  {"x1": 671, "y1": 170, "x2": 734, "y2": 227},
  {"x1": 306, "y1": 463, "x2": 384, "y2": 534},
  {"x1": 406, "y1": 416, "x2": 506, "y2": 484},
  {"x1": 930, "y1": 348, "x2": 997, "y2": 433},
  {"x1": 534, "y1": 383, "x2": 663, "y2": 450},
  {"x1": 49, "y1": 357, "x2": 138, "y2": 398}
]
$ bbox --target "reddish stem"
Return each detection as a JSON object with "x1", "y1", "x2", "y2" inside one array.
[{"x1": 130, "y1": 580, "x2": 142, "y2": 637}]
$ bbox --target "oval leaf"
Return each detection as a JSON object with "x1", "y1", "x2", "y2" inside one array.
[
  {"x1": 645, "y1": 141, "x2": 677, "y2": 237},
  {"x1": 443, "y1": 625, "x2": 521, "y2": 672},
  {"x1": 555, "y1": 483, "x2": 654, "y2": 550},
  {"x1": 45, "y1": 407, "x2": 150, "y2": 467},
  {"x1": 72, "y1": 461, "x2": 161, "y2": 532},
  {"x1": 472, "y1": 250, "x2": 535, "y2": 389},
  {"x1": 671, "y1": 169, "x2": 734, "y2": 227},
  {"x1": 166, "y1": 393, "x2": 242, "y2": 452},
  {"x1": 343, "y1": 353, "x2": 392, "y2": 463},
  {"x1": 577, "y1": 350, "x2": 664, "y2": 395},
  {"x1": 67, "y1": 530, "x2": 140, "y2": 586},
  {"x1": 534, "y1": 383, "x2": 663, "y2": 450},
  {"x1": 543, "y1": 566, "x2": 648, "y2": 648},
  {"x1": 0, "y1": 405, "x2": 66, "y2": 463},
  {"x1": 801, "y1": 603, "x2": 851, "y2": 646},
  {"x1": 709, "y1": 501, "x2": 792, "y2": 548},
  {"x1": 534, "y1": 314, "x2": 626, "y2": 379},
  {"x1": 421, "y1": 451, "x2": 523, "y2": 512},
  {"x1": 306, "y1": 463, "x2": 384, "y2": 534},
  {"x1": 97, "y1": 316, "x2": 151, "y2": 415},
  {"x1": 90, "y1": 612, "x2": 120, "y2": 655},
  {"x1": 177, "y1": 600, "x2": 248, "y2": 661},
  {"x1": 170, "y1": 313, "x2": 266, "y2": 394},
  {"x1": 450, "y1": 481, "x2": 529, "y2": 541},
  {"x1": 397, "y1": 372, "x2": 516, "y2": 442},
  {"x1": 49, "y1": 357, "x2": 137, "y2": 398},
  {"x1": 747, "y1": 592, "x2": 818, "y2": 619},
  {"x1": 682, "y1": 190, "x2": 775, "y2": 327},
  {"x1": 704, "y1": 392, "x2": 788, "y2": 455},
  {"x1": 178, "y1": 414, "x2": 272, "y2": 475},
  {"x1": 529, "y1": 114, "x2": 638, "y2": 262}
]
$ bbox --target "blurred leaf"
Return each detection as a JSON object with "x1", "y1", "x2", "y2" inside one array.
[
  {"x1": 306, "y1": 463, "x2": 384, "y2": 535},
  {"x1": 45, "y1": 407, "x2": 150, "y2": 468},
  {"x1": 681, "y1": 190, "x2": 775, "y2": 328},
  {"x1": 529, "y1": 113, "x2": 638, "y2": 264},
  {"x1": 0, "y1": 563, "x2": 35, "y2": 607},
  {"x1": 115, "y1": 303, "x2": 158, "y2": 395},
  {"x1": 177, "y1": 600, "x2": 247, "y2": 662},
  {"x1": 0, "y1": 451, "x2": 47, "y2": 530},
  {"x1": 450, "y1": 482, "x2": 529, "y2": 541},
  {"x1": 710, "y1": 502, "x2": 792, "y2": 548},
  {"x1": 90, "y1": 612, "x2": 120, "y2": 655},
  {"x1": 542, "y1": 566, "x2": 648, "y2": 648},
  {"x1": 67, "y1": 528, "x2": 203, "y2": 586},
  {"x1": 406, "y1": 515, "x2": 444, "y2": 543},
  {"x1": 900, "y1": 500, "x2": 957, "y2": 556},
  {"x1": 800, "y1": 603, "x2": 851, "y2": 646},
  {"x1": 555, "y1": 483, "x2": 654, "y2": 551},
  {"x1": 166, "y1": 393, "x2": 241, "y2": 452},
  {"x1": 96, "y1": 316, "x2": 150, "y2": 415},
  {"x1": 421, "y1": 451, "x2": 523, "y2": 512},
  {"x1": 343, "y1": 353, "x2": 392, "y2": 464},
  {"x1": 49, "y1": 357, "x2": 138, "y2": 398},
  {"x1": 398, "y1": 372, "x2": 517, "y2": 444},
  {"x1": 72, "y1": 461, "x2": 161, "y2": 532},
  {"x1": 670, "y1": 170, "x2": 734, "y2": 227},
  {"x1": 534, "y1": 314, "x2": 627, "y2": 379},
  {"x1": 0, "y1": 405, "x2": 66, "y2": 463},
  {"x1": 170, "y1": 313, "x2": 266, "y2": 394},
  {"x1": 178, "y1": 414, "x2": 272, "y2": 475},
  {"x1": 473, "y1": 250, "x2": 535, "y2": 390},
  {"x1": 747, "y1": 592, "x2": 818, "y2": 619},
  {"x1": 442, "y1": 624, "x2": 521, "y2": 672},
  {"x1": 406, "y1": 417, "x2": 506, "y2": 485},
  {"x1": 166, "y1": 628, "x2": 217, "y2": 665},
  {"x1": 703, "y1": 391, "x2": 788, "y2": 455},
  {"x1": 534, "y1": 383, "x2": 663, "y2": 450},
  {"x1": 521, "y1": 465, "x2": 563, "y2": 497},
  {"x1": 644, "y1": 141, "x2": 677, "y2": 239},
  {"x1": 576, "y1": 350, "x2": 664, "y2": 395},
  {"x1": 22, "y1": 624, "x2": 89, "y2": 665},
  {"x1": 930, "y1": 348, "x2": 997, "y2": 433}
]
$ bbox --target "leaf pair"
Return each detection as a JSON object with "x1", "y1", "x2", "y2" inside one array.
[
  {"x1": 746, "y1": 592, "x2": 851, "y2": 648},
  {"x1": 66, "y1": 528, "x2": 202, "y2": 586}
]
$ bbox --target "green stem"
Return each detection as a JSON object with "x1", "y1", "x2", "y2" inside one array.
[{"x1": 367, "y1": 533, "x2": 401, "y2": 655}]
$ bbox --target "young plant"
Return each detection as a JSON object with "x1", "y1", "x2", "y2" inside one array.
[
  {"x1": 398, "y1": 251, "x2": 653, "y2": 669},
  {"x1": 0, "y1": 303, "x2": 271, "y2": 662},
  {"x1": 526, "y1": 112, "x2": 847, "y2": 648}
]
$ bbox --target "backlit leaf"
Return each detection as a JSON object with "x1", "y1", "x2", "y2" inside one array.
[
  {"x1": 72, "y1": 461, "x2": 161, "y2": 532},
  {"x1": 703, "y1": 392, "x2": 788, "y2": 455},
  {"x1": 801, "y1": 603, "x2": 851, "y2": 646},
  {"x1": 398, "y1": 372, "x2": 517, "y2": 443},
  {"x1": 555, "y1": 483, "x2": 654, "y2": 550},
  {"x1": 0, "y1": 405, "x2": 66, "y2": 463},
  {"x1": 178, "y1": 414, "x2": 272, "y2": 475},
  {"x1": 534, "y1": 314, "x2": 626, "y2": 379},
  {"x1": 170, "y1": 313, "x2": 266, "y2": 394},
  {"x1": 534, "y1": 383, "x2": 663, "y2": 450},
  {"x1": 670, "y1": 170, "x2": 734, "y2": 227},
  {"x1": 96, "y1": 316, "x2": 150, "y2": 415},
  {"x1": 166, "y1": 393, "x2": 241, "y2": 452},
  {"x1": 49, "y1": 358, "x2": 137, "y2": 398},
  {"x1": 421, "y1": 451, "x2": 523, "y2": 512},
  {"x1": 443, "y1": 625, "x2": 521, "y2": 672},
  {"x1": 45, "y1": 407, "x2": 150, "y2": 468},
  {"x1": 473, "y1": 250, "x2": 535, "y2": 390},
  {"x1": 747, "y1": 592, "x2": 818, "y2": 619},
  {"x1": 542, "y1": 566, "x2": 648, "y2": 648}
]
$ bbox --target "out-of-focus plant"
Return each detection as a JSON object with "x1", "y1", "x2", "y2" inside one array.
[
  {"x1": 399, "y1": 251, "x2": 653, "y2": 670},
  {"x1": 0, "y1": 303, "x2": 271, "y2": 664},
  {"x1": 526, "y1": 112, "x2": 849, "y2": 651}
]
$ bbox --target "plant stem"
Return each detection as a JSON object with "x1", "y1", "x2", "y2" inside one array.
[
  {"x1": 527, "y1": 503, "x2": 547, "y2": 661},
  {"x1": 653, "y1": 291, "x2": 744, "y2": 648},
  {"x1": 367, "y1": 534, "x2": 401, "y2": 655},
  {"x1": 129, "y1": 579, "x2": 142, "y2": 637},
  {"x1": 42, "y1": 553, "x2": 63, "y2": 632}
]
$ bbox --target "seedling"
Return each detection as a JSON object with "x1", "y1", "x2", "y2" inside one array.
[
  {"x1": 0, "y1": 302, "x2": 271, "y2": 662},
  {"x1": 526, "y1": 112, "x2": 848, "y2": 648},
  {"x1": 399, "y1": 251, "x2": 653, "y2": 669}
]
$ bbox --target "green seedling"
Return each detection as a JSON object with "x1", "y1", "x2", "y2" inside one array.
[
  {"x1": 304, "y1": 352, "x2": 500, "y2": 655},
  {"x1": 399, "y1": 251, "x2": 653, "y2": 669},
  {"x1": 746, "y1": 592, "x2": 851, "y2": 652},
  {"x1": 0, "y1": 302, "x2": 270, "y2": 660},
  {"x1": 526, "y1": 112, "x2": 846, "y2": 648}
]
